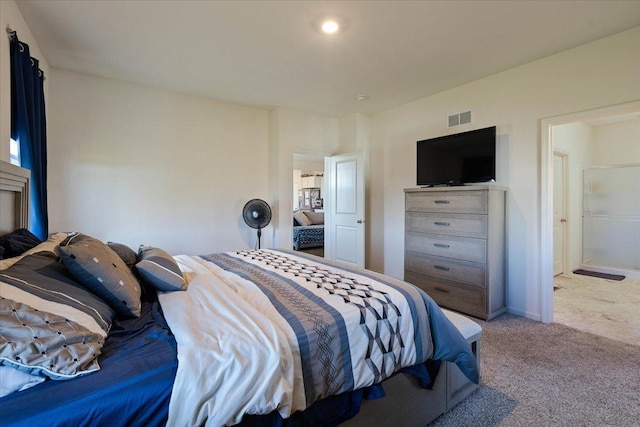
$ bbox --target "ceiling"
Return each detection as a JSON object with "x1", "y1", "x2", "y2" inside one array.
[{"x1": 15, "y1": 0, "x2": 640, "y2": 118}]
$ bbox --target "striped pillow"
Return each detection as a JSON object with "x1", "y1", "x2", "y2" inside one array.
[{"x1": 135, "y1": 246, "x2": 186, "y2": 292}]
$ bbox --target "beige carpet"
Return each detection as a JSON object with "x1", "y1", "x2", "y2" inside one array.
[
  {"x1": 554, "y1": 272, "x2": 640, "y2": 346},
  {"x1": 429, "y1": 313, "x2": 640, "y2": 426}
]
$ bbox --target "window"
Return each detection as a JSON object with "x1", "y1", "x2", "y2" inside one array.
[{"x1": 9, "y1": 138, "x2": 20, "y2": 166}]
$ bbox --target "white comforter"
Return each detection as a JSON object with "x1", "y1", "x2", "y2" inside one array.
[{"x1": 159, "y1": 250, "x2": 434, "y2": 426}]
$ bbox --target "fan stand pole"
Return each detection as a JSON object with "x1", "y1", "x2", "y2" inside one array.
[{"x1": 257, "y1": 227, "x2": 262, "y2": 249}]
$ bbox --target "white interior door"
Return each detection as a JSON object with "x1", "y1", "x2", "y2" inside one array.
[
  {"x1": 325, "y1": 153, "x2": 365, "y2": 267},
  {"x1": 553, "y1": 152, "x2": 567, "y2": 276}
]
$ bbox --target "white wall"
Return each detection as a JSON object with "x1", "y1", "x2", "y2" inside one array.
[
  {"x1": 591, "y1": 119, "x2": 640, "y2": 165},
  {"x1": 48, "y1": 69, "x2": 270, "y2": 255},
  {"x1": 553, "y1": 122, "x2": 593, "y2": 270},
  {"x1": 0, "y1": 0, "x2": 49, "y2": 162},
  {"x1": 368, "y1": 27, "x2": 640, "y2": 320},
  {"x1": 269, "y1": 107, "x2": 338, "y2": 249}
]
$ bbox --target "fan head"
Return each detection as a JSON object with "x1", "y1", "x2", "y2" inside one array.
[{"x1": 242, "y1": 199, "x2": 272, "y2": 230}]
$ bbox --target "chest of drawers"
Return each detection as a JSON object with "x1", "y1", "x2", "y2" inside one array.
[{"x1": 404, "y1": 186, "x2": 506, "y2": 320}]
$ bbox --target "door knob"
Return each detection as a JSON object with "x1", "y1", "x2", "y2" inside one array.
[{"x1": 357, "y1": 219, "x2": 365, "y2": 224}]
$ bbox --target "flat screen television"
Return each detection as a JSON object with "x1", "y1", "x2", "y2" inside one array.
[{"x1": 417, "y1": 126, "x2": 496, "y2": 186}]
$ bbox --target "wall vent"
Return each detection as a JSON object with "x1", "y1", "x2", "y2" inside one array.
[{"x1": 447, "y1": 110, "x2": 472, "y2": 128}]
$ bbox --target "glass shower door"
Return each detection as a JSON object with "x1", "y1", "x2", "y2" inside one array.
[{"x1": 583, "y1": 165, "x2": 640, "y2": 271}]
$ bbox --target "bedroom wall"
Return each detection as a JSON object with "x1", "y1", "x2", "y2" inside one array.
[
  {"x1": 552, "y1": 122, "x2": 593, "y2": 271},
  {"x1": 269, "y1": 107, "x2": 338, "y2": 249},
  {"x1": 0, "y1": 0, "x2": 49, "y2": 162},
  {"x1": 368, "y1": 26, "x2": 640, "y2": 320},
  {"x1": 591, "y1": 119, "x2": 640, "y2": 165},
  {"x1": 47, "y1": 69, "x2": 270, "y2": 255}
]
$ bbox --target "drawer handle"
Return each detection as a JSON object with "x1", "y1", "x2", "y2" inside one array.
[
  {"x1": 434, "y1": 221, "x2": 450, "y2": 226},
  {"x1": 433, "y1": 243, "x2": 450, "y2": 248},
  {"x1": 434, "y1": 200, "x2": 450, "y2": 204},
  {"x1": 434, "y1": 265, "x2": 450, "y2": 271},
  {"x1": 434, "y1": 287, "x2": 450, "y2": 294}
]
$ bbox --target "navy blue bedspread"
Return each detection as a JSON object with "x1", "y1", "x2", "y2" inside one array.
[{"x1": 0, "y1": 292, "x2": 178, "y2": 427}]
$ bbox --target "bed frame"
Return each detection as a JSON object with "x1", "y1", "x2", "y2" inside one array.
[
  {"x1": 0, "y1": 160, "x2": 30, "y2": 234},
  {"x1": 345, "y1": 320, "x2": 481, "y2": 426},
  {"x1": 0, "y1": 159, "x2": 479, "y2": 426}
]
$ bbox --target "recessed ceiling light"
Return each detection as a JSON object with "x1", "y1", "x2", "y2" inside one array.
[
  {"x1": 356, "y1": 94, "x2": 369, "y2": 102},
  {"x1": 321, "y1": 20, "x2": 340, "y2": 34}
]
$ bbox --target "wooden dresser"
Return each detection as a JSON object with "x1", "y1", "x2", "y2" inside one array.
[{"x1": 404, "y1": 186, "x2": 506, "y2": 320}]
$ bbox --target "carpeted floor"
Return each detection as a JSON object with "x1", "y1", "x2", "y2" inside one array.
[
  {"x1": 296, "y1": 246, "x2": 324, "y2": 257},
  {"x1": 428, "y1": 314, "x2": 640, "y2": 426},
  {"x1": 554, "y1": 273, "x2": 640, "y2": 346}
]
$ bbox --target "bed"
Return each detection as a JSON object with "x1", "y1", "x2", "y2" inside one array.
[
  {"x1": 293, "y1": 211, "x2": 324, "y2": 250},
  {"x1": 0, "y1": 160, "x2": 480, "y2": 427}
]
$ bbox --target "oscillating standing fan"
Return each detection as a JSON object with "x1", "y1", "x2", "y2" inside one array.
[{"x1": 242, "y1": 199, "x2": 272, "y2": 249}]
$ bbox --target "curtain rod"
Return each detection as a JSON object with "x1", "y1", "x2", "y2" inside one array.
[{"x1": 5, "y1": 26, "x2": 46, "y2": 80}]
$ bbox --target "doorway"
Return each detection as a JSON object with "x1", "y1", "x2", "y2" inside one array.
[
  {"x1": 293, "y1": 153, "x2": 326, "y2": 257},
  {"x1": 541, "y1": 100, "x2": 640, "y2": 345}
]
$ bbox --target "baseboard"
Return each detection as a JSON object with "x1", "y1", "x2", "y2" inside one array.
[{"x1": 506, "y1": 307, "x2": 541, "y2": 322}]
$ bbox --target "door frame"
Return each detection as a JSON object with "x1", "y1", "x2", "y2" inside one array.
[
  {"x1": 540, "y1": 100, "x2": 640, "y2": 323},
  {"x1": 552, "y1": 150, "x2": 569, "y2": 277}
]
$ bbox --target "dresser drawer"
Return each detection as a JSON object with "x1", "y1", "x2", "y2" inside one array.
[
  {"x1": 406, "y1": 191, "x2": 487, "y2": 214},
  {"x1": 405, "y1": 232, "x2": 486, "y2": 263},
  {"x1": 406, "y1": 212, "x2": 487, "y2": 238},
  {"x1": 405, "y1": 272, "x2": 487, "y2": 316},
  {"x1": 405, "y1": 252, "x2": 486, "y2": 288}
]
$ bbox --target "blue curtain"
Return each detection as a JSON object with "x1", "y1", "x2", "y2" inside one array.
[{"x1": 9, "y1": 31, "x2": 48, "y2": 240}]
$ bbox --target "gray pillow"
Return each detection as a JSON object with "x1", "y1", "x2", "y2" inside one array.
[
  {"x1": 59, "y1": 234, "x2": 142, "y2": 318},
  {"x1": 305, "y1": 211, "x2": 324, "y2": 225},
  {"x1": 0, "y1": 253, "x2": 115, "y2": 381},
  {"x1": 136, "y1": 245, "x2": 186, "y2": 292},
  {"x1": 107, "y1": 242, "x2": 137, "y2": 269},
  {"x1": 293, "y1": 211, "x2": 312, "y2": 227}
]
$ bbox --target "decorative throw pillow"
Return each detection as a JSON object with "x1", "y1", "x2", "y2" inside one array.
[
  {"x1": 135, "y1": 246, "x2": 186, "y2": 292},
  {"x1": 59, "y1": 234, "x2": 142, "y2": 318},
  {"x1": 107, "y1": 242, "x2": 138, "y2": 269},
  {"x1": 0, "y1": 228, "x2": 42, "y2": 259},
  {"x1": 305, "y1": 211, "x2": 324, "y2": 225},
  {"x1": 293, "y1": 211, "x2": 312, "y2": 227},
  {"x1": 0, "y1": 253, "x2": 115, "y2": 382}
]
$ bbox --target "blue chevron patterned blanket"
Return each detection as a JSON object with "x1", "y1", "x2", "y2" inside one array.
[
  {"x1": 293, "y1": 225, "x2": 324, "y2": 249},
  {"x1": 159, "y1": 249, "x2": 478, "y2": 426}
]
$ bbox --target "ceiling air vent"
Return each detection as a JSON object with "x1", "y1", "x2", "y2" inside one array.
[{"x1": 447, "y1": 110, "x2": 472, "y2": 128}]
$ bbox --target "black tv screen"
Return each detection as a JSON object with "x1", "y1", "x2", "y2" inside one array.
[{"x1": 417, "y1": 126, "x2": 496, "y2": 186}]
